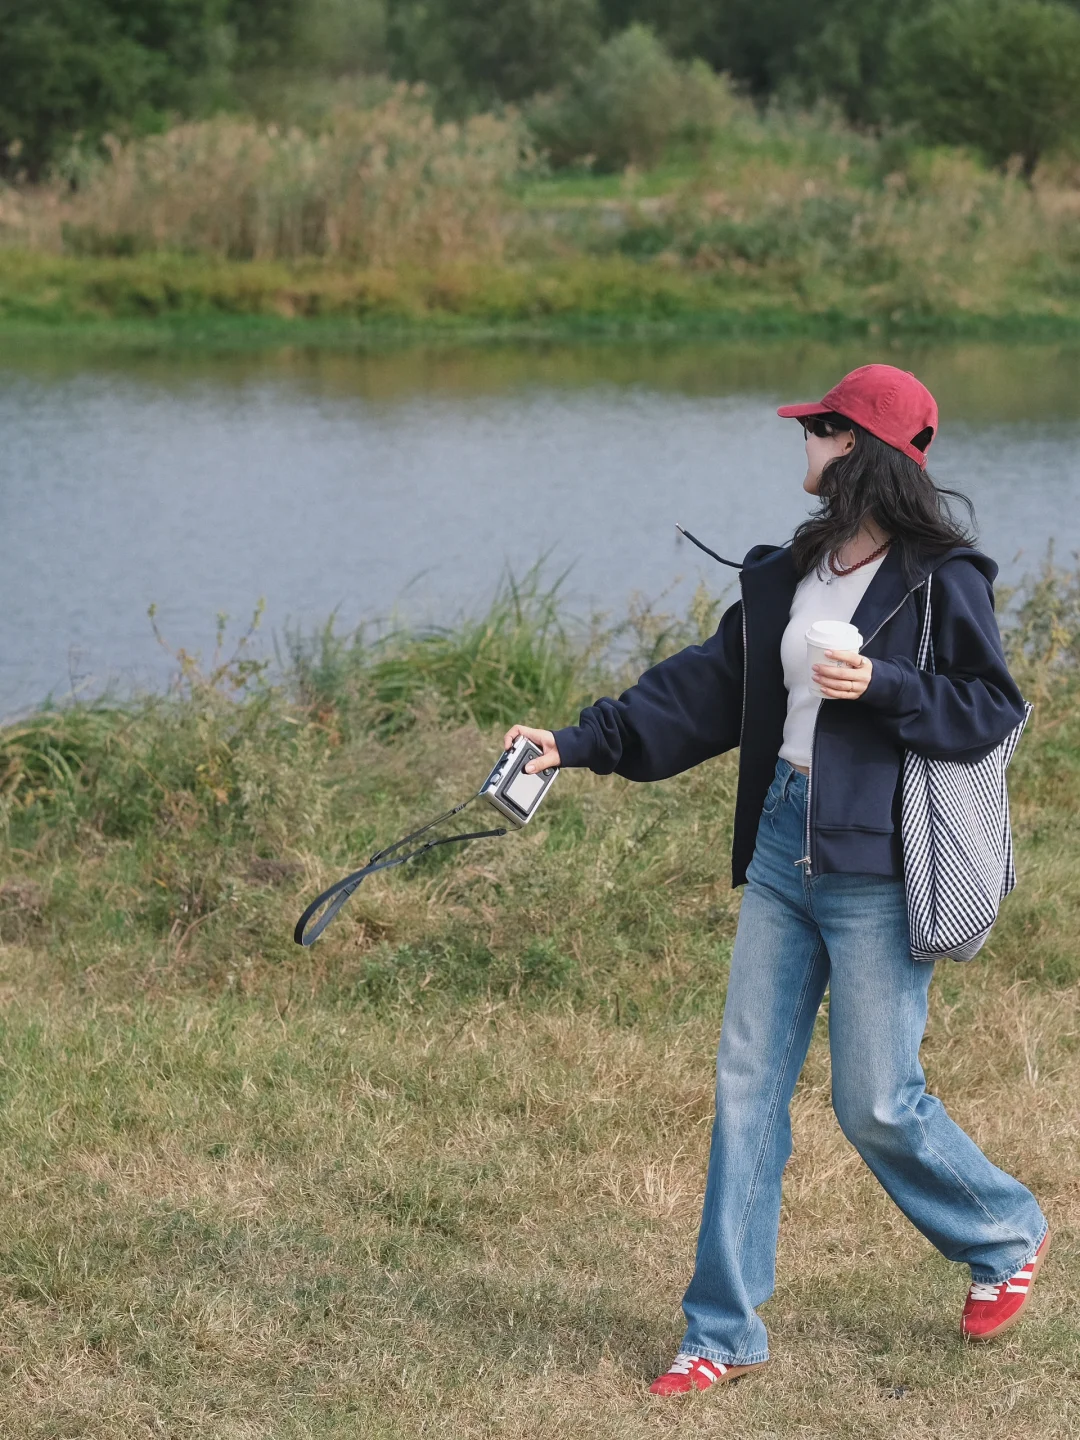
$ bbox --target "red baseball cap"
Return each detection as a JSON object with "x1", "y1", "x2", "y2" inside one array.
[{"x1": 777, "y1": 364, "x2": 938, "y2": 467}]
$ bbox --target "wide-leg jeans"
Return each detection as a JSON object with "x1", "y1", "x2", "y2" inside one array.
[{"x1": 680, "y1": 756, "x2": 1047, "y2": 1365}]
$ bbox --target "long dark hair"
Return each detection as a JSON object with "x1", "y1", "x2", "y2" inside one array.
[{"x1": 791, "y1": 415, "x2": 976, "y2": 584}]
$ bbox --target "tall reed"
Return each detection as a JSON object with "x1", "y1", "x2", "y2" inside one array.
[{"x1": 48, "y1": 88, "x2": 526, "y2": 266}]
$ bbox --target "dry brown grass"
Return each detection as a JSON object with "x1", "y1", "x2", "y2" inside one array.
[
  {"x1": 0, "y1": 88, "x2": 523, "y2": 267},
  {"x1": 0, "y1": 956, "x2": 1072, "y2": 1439}
]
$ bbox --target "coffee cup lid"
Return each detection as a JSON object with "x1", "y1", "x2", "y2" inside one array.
[{"x1": 805, "y1": 620, "x2": 863, "y2": 648}]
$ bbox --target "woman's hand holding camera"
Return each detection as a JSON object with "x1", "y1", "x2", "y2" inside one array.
[
  {"x1": 503, "y1": 724, "x2": 561, "y2": 773},
  {"x1": 813, "y1": 649, "x2": 873, "y2": 700}
]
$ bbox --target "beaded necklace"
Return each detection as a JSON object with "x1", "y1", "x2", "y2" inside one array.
[{"x1": 825, "y1": 539, "x2": 890, "y2": 585}]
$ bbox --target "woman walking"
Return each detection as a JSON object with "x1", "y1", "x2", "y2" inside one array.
[{"x1": 505, "y1": 364, "x2": 1048, "y2": 1395}]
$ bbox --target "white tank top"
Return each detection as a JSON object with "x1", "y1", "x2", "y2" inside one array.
[{"x1": 778, "y1": 552, "x2": 887, "y2": 769}]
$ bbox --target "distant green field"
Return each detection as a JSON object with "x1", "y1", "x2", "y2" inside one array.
[{"x1": 0, "y1": 569, "x2": 1076, "y2": 1436}]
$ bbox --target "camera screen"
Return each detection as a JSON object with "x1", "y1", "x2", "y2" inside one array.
[{"x1": 504, "y1": 767, "x2": 546, "y2": 812}]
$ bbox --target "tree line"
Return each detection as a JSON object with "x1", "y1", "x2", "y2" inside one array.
[{"x1": 4, "y1": 0, "x2": 1080, "y2": 180}]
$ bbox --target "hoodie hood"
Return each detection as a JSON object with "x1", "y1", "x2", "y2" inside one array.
[{"x1": 925, "y1": 544, "x2": 998, "y2": 585}]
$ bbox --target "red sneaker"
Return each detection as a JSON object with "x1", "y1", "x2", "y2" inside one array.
[
  {"x1": 648, "y1": 1352, "x2": 765, "y2": 1396},
  {"x1": 962, "y1": 1230, "x2": 1050, "y2": 1341}
]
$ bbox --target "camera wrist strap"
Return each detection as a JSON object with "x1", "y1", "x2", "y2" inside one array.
[
  {"x1": 293, "y1": 792, "x2": 507, "y2": 947},
  {"x1": 675, "y1": 525, "x2": 743, "y2": 570}
]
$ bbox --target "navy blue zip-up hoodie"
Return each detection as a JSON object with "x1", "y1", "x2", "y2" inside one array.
[{"x1": 553, "y1": 541, "x2": 1027, "y2": 886}]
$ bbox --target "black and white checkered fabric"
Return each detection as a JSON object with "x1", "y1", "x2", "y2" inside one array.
[{"x1": 901, "y1": 579, "x2": 1033, "y2": 962}]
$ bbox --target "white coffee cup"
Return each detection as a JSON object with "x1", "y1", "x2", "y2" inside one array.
[{"x1": 806, "y1": 620, "x2": 863, "y2": 698}]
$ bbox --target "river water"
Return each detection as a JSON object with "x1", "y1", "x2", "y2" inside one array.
[{"x1": 4, "y1": 336, "x2": 1079, "y2": 718}]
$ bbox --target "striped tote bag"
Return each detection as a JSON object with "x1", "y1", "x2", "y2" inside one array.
[{"x1": 902, "y1": 579, "x2": 1033, "y2": 962}]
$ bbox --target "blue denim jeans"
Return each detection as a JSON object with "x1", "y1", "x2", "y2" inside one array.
[{"x1": 681, "y1": 756, "x2": 1047, "y2": 1366}]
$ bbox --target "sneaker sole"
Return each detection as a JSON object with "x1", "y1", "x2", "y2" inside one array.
[
  {"x1": 648, "y1": 1360, "x2": 769, "y2": 1396},
  {"x1": 962, "y1": 1229, "x2": 1050, "y2": 1343}
]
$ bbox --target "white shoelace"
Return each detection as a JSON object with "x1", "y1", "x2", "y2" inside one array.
[
  {"x1": 667, "y1": 1352, "x2": 728, "y2": 1378},
  {"x1": 968, "y1": 1263, "x2": 1034, "y2": 1304}
]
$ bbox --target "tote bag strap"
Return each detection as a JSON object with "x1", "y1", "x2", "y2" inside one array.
[{"x1": 916, "y1": 576, "x2": 935, "y2": 674}]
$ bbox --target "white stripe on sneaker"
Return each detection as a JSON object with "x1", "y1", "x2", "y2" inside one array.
[{"x1": 970, "y1": 1258, "x2": 1037, "y2": 1303}]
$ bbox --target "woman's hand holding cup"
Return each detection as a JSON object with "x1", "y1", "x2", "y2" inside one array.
[
  {"x1": 812, "y1": 649, "x2": 873, "y2": 699},
  {"x1": 805, "y1": 620, "x2": 872, "y2": 700},
  {"x1": 503, "y1": 724, "x2": 561, "y2": 773}
]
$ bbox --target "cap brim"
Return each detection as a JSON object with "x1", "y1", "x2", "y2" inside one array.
[{"x1": 776, "y1": 401, "x2": 829, "y2": 418}]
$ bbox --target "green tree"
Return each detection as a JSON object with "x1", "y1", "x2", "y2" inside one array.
[
  {"x1": 698, "y1": 0, "x2": 804, "y2": 90},
  {"x1": 886, "y1": 0, "x2": 1080, "y2": 176},
  {"x1": 787, "y1": 0, "x2": 928, "y2": 126},
  {"x1": 385, "y1": 0, "x2": 602, "y2": 112},
  {"x1": 224, "y1": 0, "x2": 298, "y2": 68},
  {"x1": 596, "y1": 0, "x2": 727, "y2": 62},
  {"x1": 596, "y1": 0, "x2": 926, "y2": 128},
  {"x1": 0, "y1": 0, "x2": 229, "y2": 178}
]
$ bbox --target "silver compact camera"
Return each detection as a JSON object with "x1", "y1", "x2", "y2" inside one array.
[{"x1": 479, "y1": 735, "x2": 558, "y2": 828}]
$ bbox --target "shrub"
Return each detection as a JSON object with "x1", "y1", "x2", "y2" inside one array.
[
  {"x1": 0, "y1": 612, "x2": 328, "y2": 850},
  {"x1": 284, "y1": 567, "x2": 604, "y2": 737},
  {"x1": 527, "y1": 26, "x2": 736, "y2": 171}
]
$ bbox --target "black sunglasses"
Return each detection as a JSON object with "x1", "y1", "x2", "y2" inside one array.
[{"x1": 801, "y1": 415, "x2": 850, "y2": 439}]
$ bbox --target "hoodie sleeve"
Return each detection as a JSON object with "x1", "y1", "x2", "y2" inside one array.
[
  {"x1": 858, "y1": 558, "x2": 1027, "y2": 761},
  {"x1": 552, "y1": 597, "x2": 745, "y2": 780}
]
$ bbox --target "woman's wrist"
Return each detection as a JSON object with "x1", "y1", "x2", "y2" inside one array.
[
  {"x1": 550, "y1": 724, "x2": 589, "y2": 768},
  {"x1": 858, "y1": 657, "x2": 907, "y2": 709}
]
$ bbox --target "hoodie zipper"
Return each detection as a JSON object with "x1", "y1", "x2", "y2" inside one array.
[
  {"x1": 738, "y1": 576, "x2": 748, "y2": 748},
  {"x1": 797, "y1": 583, "x2": 921, "y2": 878},
  {"x1": 796, "y1": 702, "x2": 823, "y2": 874}
]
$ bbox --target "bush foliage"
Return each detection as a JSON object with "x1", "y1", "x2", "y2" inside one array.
[
  {"x1": 0, "y1": 0, "x2": 230, "y2": 180},
  {"x1": 527, "y1": 26, "x2": 736, "y2": 171},
  {"x1": 6, "y1": 0, "x2": 1080, "y2": 182},
  {"x1": 887, "y1": 0, "x2": 1080, "y2": 178}
]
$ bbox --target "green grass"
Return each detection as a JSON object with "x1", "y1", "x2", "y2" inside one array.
[
  {"x1": 0, "y1": 562, "x2": 1077, "y2": 1435},
  {"x1": 9, "y1": 249, "x2": 1080, "y2": 344}
]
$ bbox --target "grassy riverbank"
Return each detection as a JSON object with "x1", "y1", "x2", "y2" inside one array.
[
  {"x1": 0, "y1": 568, "x2": 1078, "y2": 1436},
  {"x1": 7, "y1": 252, "x2": 1080, "y2": 345},
  {"x1": 7, "y1": 94, "x2": 1080, "y2": 343}
]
